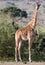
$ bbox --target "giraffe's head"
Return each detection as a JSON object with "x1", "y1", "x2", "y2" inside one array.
[{"x1": 36, "y1": 2, "x2": 41, "y2": 10}]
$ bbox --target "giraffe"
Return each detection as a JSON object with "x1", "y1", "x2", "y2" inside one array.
[{"x1": 15, "y1": 2, "x2": 41, "y2": 62}]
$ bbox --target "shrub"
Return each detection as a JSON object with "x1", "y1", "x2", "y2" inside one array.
[
  {"x1": 20, "y1": 11, "x2": 27, "y2": 18},
  {"x1": 0, "y1": 6, "x2": 27, "y2": 18},
  {"x1": 0, "y1": 22, "x2": 19, "y2": 59}
]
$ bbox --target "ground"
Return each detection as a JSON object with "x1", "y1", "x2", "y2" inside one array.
[{"x1": 0, "y1": 62, "x2": 45, "y2": 65}]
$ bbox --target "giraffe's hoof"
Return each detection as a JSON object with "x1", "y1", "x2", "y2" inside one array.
[
  {"x1": 15, "y1": 60, "x2": 18, "y2": 62},
  {"x1": 19, "y1": 58, "x2": 22, "y2": 62},
  {"x1": 29, "y1": 60, "x2": 32, "y2": 62},
  {"x1": 20, "y1": 59, "x2": 22, "y2": 62},
  {"x1": 29, "y1": 58, "x2": 32, "y2": 62},
  {"x1": 15, "y1": 59, "x2": 18, "y2": 62}
]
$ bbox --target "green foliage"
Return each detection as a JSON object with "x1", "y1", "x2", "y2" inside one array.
[
  {"x1": 20, "y1": 11, "x2": 27, "y2": 18},
  {"x1": 0, "y1": 22, "x2": 19, "y2": 60},
  {"x1": 0, "y1": 6, "x2": 27, "y2": 18},
  {"x1": 31, "y1": 26, "x2": 45, "y2": 61}
]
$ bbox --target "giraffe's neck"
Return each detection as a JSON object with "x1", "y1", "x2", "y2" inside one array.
[{"x1": 28, "y1": 8, "x2": 38, "y2": 29}]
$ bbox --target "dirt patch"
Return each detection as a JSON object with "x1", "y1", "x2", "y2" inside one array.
[{"x1": 0, "y1": 62, "x2": 45, "y2": 65}]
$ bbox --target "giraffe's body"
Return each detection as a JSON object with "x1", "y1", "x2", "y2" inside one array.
[
  {"x1": 15, "y1": 25, "x2": 35, "y2": 42},
  {"x1": 15, "y1": 2, "x2": 41, "y2": 62}
]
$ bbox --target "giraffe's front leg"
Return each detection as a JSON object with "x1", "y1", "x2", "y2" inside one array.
[
  {"x1": 18, "y1": 41, "x2": 22, "y2": 62},
  {"x1": 15, "y1": 40, "x2": 18, "y2": 62},
  {"x1": 15, "y1": 47, "x2": 18, "y2": 62},
  {"x1": 28, "y1": 39, "x2": 32, "y2": 62}
]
